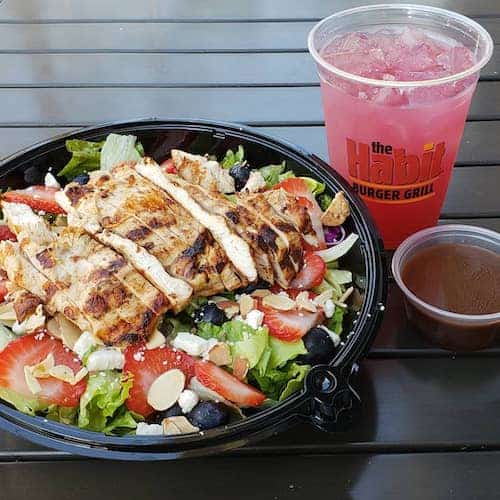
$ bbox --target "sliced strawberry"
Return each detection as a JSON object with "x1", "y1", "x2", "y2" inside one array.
[
  {"x1": 0, "y1": 333, "x2": 86, "y2": 407},
  {"x1": 194, "y1": 360, "x2": 265, "y2": 407},
  {"x1": 0, "y1": 278, "x2": 8, "y2": 303},
  {"x1": 0, "y1": 224, "x2": 16, "y2": 242},
  {"x1": 275, "y1": 178, "x2": 325, "y2": 248},
  {"x1": 161, "y1": 158, "x2": 177, "y2": 174},
  {"x1": 3, "y1": 186, "x2": 65, "y2": 215},
  {"x1": 290, "y1": 251, "x2": 326, "y2": 290},
  {"x1": 256, "y1": 297, "x2": 324, "y2": 342},
  {"x1": 123, "y1": 343, "x2": 195, "y2": 416}
]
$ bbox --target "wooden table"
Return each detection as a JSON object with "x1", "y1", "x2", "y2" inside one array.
[{"x1": 0, "y1": 1, "x2": 499, "y2": 499}]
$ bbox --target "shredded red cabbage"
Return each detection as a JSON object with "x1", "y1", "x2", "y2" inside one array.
[{"x1": 324, "y1": 225, "x2": 346, "y2": 246}]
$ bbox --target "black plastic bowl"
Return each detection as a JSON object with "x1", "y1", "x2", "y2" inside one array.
[{"x1": 0, "y1": 119, "x2": 386, "y2": 460}]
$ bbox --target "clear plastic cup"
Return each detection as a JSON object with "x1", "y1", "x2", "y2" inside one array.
[
  {"x1": 308, "y1": 4, "x2": 494, "y2": 249},
  {"x1": 392, "y1": 225, "x2": 500, "y2": 351}
]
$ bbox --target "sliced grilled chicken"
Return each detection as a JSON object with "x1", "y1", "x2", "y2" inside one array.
[
  {"x1": 134, "y1": 160, "x2": 258, "y2": 284},
  {"x1": 263, "y1": 188, "x2": 320, "y2": 248},
  {"x1": 166, "y1": 175, "x2": 304, "y2": 288},
  {"x1": 171, "y1": 149, "x2": 235, "y2": 193},
  {"x1": 2, "y1": 203, "x2": 170, "y2": 346},
  {"x1": 136, "y1": 160, "x2": 303, "y2": 288},
  {"x1": 237, "y1": 191, "x2": 304, "y2": 272},
  {"x1": 61, "y1": 163, "x2": 245, "y2": 298}
]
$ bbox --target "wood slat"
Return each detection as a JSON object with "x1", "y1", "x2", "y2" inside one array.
[
  {"x1": 1, "y1": 0, "x2": 499, "y2": 21},
  {"x1": 0, "y1": 83, "x2": 498, "y2": 125},
  {"x1": 0, "y1": 51, "x2": 498, "y2": 86},
  {"x1": 1, "y1": 121, "x2": 500, "y2": 166},
  {"x1": 1, "y1": 451, "x2": 500, "y2": 499},
  {"x1": 2, "y1": 357, "x2": 500, "y2": 455},
  {"x1": 0, "y1": 19, "x2": 497, "y2": 52}
]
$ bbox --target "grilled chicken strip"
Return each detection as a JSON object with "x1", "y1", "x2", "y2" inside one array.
[
  {"x1": 171, "y1": 149, "x2": 235, "y2": 193},
  {"x1": 59, "y1": 163, "x2": 246, "y2": 298},
  {"x1": 134, "y1": 160, "x2": 259, "y2": 284},
  {"x1": 2, "y1": 202, "x2": 170, "y2": 346},
  {"x1": 135, "y1": 159, "x2": 304, "y2": 288},
  {"x1": 263, "y1": 188, "x2": 320, "y2": 248}
]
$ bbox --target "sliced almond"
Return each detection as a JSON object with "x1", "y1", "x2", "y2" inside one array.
[
  {"x1": 262, "y1": 293, "x2": 296, "y2": 311},
  {"x1": 313, "y1": 290, "x2": 333, "y2": 307},
  {"x1": 49, "y1": 364, "x2": 76, "y2": 384},
  {"x1": 72, "y1": 367, "x2": 88, "y2": 385},
  {"x1": 216, "y1": 300, "x2": 240, "y2": 319},
  {"x1": 46, "y1": 318, "x2": 62, "y2": 340},
  {"x1": 162, "y1": 416, "x2": 199, "y2": 436},
  {"x1": 233, "y1": 357, "x2": 249, "y2": 381},
  {"x1": 338, "y1": 286, "x2": 354, "y2": 304},
  {"x1": 30, "y1": 353, "x2": 55, "y2": 379},
  {"x1": 207, "y1": 343, "x2": 232, "y2": 366},
  {"x1": 239, "y1": 294, "x2": 255, "y2": 318},
  {"x1": 55, "y1": 314, "x2": 82, "y2": 350},
  {"x1": 24, "y1": 366, "x2": 41, "y2": 394},
  {"x1": 295, "y1": 291, "x2": 317, "y2": 313},
  {"x1": 147, "y1": 368, "x2": 185, "y2": 411},
  {"x1": 146, "y1": 329, "x2": 166, "y2": 350},
  {"x1": 251, "y1": 289, "x2": 271, "y2": 298},
  {"x1": 0, "y1": 302, "x2": 17, "y2": 325}
]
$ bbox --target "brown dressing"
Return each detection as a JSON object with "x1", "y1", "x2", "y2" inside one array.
[{"x1": 402, "y1": 243, "x2": 500, "y2": 315}]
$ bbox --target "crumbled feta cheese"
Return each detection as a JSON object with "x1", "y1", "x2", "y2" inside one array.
[
  {"x1": 172, "y1": 332, "x2": 210, "y2": 357},
  {"x1": 178, "y1": 389, "x2": 199, "y2": 414},
  {"x1": 86, "y1": 348, "x2": 125, "y2": 372},
  {"x1": 244, "y1": 309, "x2": 264, "y2": 329},
  {"x1": 44, "y1": 172, "x2": 61, "y2": 189},
  {"x1": 318, "y1": 325, "x2": 341, "y2": 347},
  {"x1": 73, "y1": 331, "x2": 98, "y2": 359},
  {"x1": 324, "y1": 299, "x2": 335, "y2": 318},
  {"x1": 136, "y1": 422, "x2": 164, "y2": 436}
]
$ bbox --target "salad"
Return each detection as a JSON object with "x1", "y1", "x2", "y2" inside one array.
[{"x1": 0, "y1": 134, "x2": 359, "y2": 436}]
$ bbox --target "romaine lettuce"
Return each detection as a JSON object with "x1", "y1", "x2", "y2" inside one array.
[
  {"x1": 300, "y1": 177, "x2": 325, "y2": 196},
  {"x1": 100, "y1": 134, "x2": 142, "y2": 171},
  {"x1": 268, "y1": 337, "x2": 306, "y2": 370},
  {"x1": 259, "y1": 161, "x2": 287, "y2": 187},
  {"x1": 221, "y1": 145, "x2": 245, "y2": 169},
  {"x1": 0, "y1": 386, "x2": 47, "y2": 415},
  {"x1": 78, "y1": 371, "x2": 136, "y2": 434}
]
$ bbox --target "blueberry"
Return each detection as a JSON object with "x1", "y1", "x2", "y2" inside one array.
[
  {"x1": 237, "y1": 279, "x2": 271, "y2": 295},
  {"x1": 147, "y1": 403, "x2": 183, "y2": 424},
  {"x1": 23, "y1": 166, "x2": 44, "y2": 185},
  {"x1": 193, "y1": 303, "x2": 226, "y2": 326},
  {"x1": 229, "y1": 163, "x2": 251, "y2": 191},
  {"x1": 187, "y1": 401, "x2": 229, "y2": 430},
  {"x1": 72, "y1": 173, "x2": 90, "y2": 185},
  {"x1": 297, "y1": 327, "x2": 337, "y2": 365}
]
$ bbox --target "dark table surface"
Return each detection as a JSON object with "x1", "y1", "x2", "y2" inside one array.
[{"x1": 0, "y1": 1, "x2": 499, "y2": 499}]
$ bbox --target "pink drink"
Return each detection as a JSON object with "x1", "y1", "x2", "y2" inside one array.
[{"x1": 309, "y1": 6, "x2": 493, "y2": 249}]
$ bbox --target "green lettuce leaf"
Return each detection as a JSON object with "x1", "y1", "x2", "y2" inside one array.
[
  {"x1": 221, "y1": 145, "x2": 245, "y2": 169},
  {"x1": 300, "y1": 177, "x2": 325, "y2": 196},
  {"x1": 327, "y1": 306, "x2": 345, "y2": 335},
  {"x1": 197, "y1": 320, "x2": 268, "y2": 368},
  {"x1": 46, "y1": 405, "x2": 78, "y2": 425},
  {"x1": 57, "y1": 139, "x2": 105, "y2": 179},
  {"x1": 0, "y1": 387, "x2": 48, "y2": 415},
  {"x1": 249, "y1": 362, "x2": 310, "y2": 401},
  {"x1": 318, "y1": 193, "x2": 333, "y2": 211},
  {"x1": 259, "y1": 161, "x2": 286, "y2": 187},
  {"x1": 78, "y1": 371, "x2": 135, "y2": 433},
  {"x1": 268, "y1": 337, "x2": 306, "y2": 370},
  {"x1": 103, "y1": 406, "x2": 139, "y2": 435},
  {"x1": 100, "y1": 133, "x2": 142, "y2": 171}
]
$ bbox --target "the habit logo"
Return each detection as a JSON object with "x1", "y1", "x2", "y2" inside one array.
[{"x1": 346, "y1": 138, "x2": 446, "y2": 203}]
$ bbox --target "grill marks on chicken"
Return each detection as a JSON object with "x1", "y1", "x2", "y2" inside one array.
[
  {"x1": 1, "y1": 203, "x2": 170, "y2": 346},
  {"x1": 64, "y1": 164, "x2": 246, "y2": 298},
  {"x1": 0, "y1": 155, "x2": 315, "y2": 347}
]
